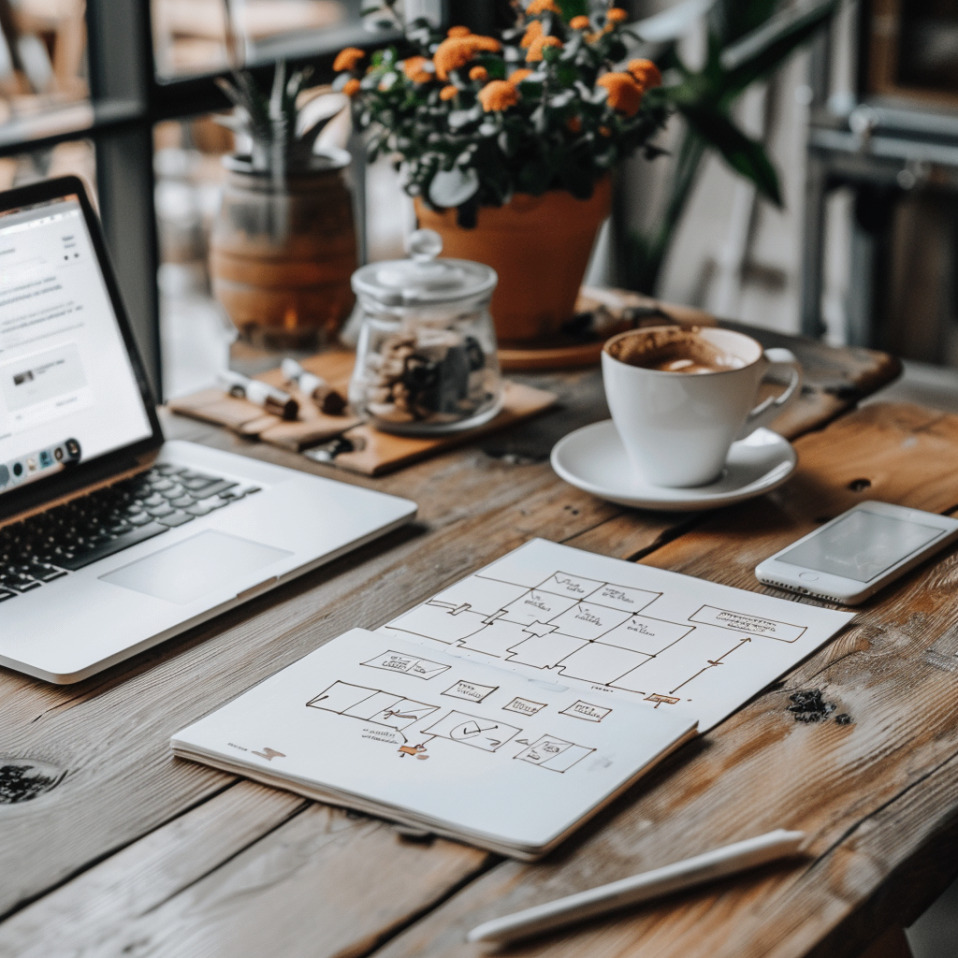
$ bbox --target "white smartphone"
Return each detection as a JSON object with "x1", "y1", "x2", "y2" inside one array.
[{"x1": 755, "y1": 501, "x2": 958, "y2": 605}]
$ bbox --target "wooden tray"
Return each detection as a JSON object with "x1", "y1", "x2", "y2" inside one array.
[{"x1": 168, "y1": 351, "x2": 557, "y2": 476}]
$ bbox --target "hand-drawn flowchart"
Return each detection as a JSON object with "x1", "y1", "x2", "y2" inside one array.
[
  {"x1": 379, "y1": 548, "x2": 834, "y2": 731},
  {"x1": 279, "y1": 540, "x2": 850, "y2": 770},
  {"x1": 173, "y1": 542, "x2": 853, "y2": 859},
  {"x1": 303, "y1": 645, "x2": 601, "y2": 770}
]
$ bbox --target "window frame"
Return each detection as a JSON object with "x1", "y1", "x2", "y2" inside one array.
[{"x1": 1, "y1": 0, "x2": 392, "y2": 399}]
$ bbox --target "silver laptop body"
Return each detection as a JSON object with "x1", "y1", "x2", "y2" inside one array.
[{"x1": 0, "y1": 176, "x2": 416, "y2": 683}]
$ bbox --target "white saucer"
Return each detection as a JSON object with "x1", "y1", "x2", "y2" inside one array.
[{"x1": 550, "y1": 421, "x2": 797, "y2": 511}]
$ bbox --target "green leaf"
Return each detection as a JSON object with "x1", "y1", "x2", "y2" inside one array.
[
  {"x1": 557, "y1": 0, "x2": 588, "y2": 19},
  {"x1": 710, "y1": 0, "x2": 779, "y2": 46},
  {"x1": 531, "y1": 105, "x2": 548, "y2": 135},
  {"x1": 478, "y1": 55, "x2": 507, "y2": 81},
  {"x1": 542, "y1": 44, "x2": 563, "y2": 65},
  {"x1": 681, "y1": 104, "x2": 782, "y2": 205},
  {"x1": 428, "y1": 167, "x2": 480, "y2": 207},
  {"x1": 516, "y1": 157, "x2": 552, "y2": 194},
  {"x1": 448, "y1": 107, "x2": 480, "y2": 129},
  {"x1": 497, "y1": 129, "x2": 517, "y2": 157},
  {"x1": 720, "y1": 0, "x2": 840, "y2": 97}
]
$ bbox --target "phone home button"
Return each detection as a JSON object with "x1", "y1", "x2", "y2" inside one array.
[{"x1": 798, "y1": 572, "x2": 820, "y2": 582}]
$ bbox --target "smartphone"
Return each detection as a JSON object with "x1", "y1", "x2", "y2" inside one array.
[{"x1": 755, "y1": 501, "x2": 958, "y2": 605}]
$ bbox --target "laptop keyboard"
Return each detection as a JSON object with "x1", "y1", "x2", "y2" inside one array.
[{"x1": 0, "y1": 463, "x2": 260, "y2": 601}]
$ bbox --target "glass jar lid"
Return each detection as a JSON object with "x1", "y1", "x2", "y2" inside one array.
[{"x1": 351, "y1": 229, "x2": 497, "y2": 308}]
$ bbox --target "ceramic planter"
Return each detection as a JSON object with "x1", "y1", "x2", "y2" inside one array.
[{"x1": 414, "y1": 177, "x2": 612, "y2": 346}]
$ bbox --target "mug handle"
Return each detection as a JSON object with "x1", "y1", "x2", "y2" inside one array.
[{"x1": 737, "y1": 348, "x2": 803, "y2": 440}]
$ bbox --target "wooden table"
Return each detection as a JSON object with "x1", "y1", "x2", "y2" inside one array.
[{"x1": 6, "y1": 323, "x2": 958, "y2": 958}]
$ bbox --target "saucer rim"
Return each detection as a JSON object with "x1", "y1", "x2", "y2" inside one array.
[{"x1": 550, "y1": 420, "x2": 797, "y2": 511}]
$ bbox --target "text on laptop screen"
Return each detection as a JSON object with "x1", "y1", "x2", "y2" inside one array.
[{"x1": 0, "y1": 195, "x2": 153, "y2": 496}]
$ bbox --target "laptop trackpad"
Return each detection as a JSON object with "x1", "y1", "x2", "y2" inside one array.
[{"x1": 101, "y1": 531, "x2": 292, "y2": 604}]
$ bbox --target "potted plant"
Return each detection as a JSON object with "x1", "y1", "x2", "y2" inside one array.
[
  {"x1": 209, "y1": 62, "x2": 357, "y2": 352},
  {"x1": 334, "y1": 0, "x2": 669, "y2": 345}
]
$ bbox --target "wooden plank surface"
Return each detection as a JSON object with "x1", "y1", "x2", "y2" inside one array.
[
  {"x1": 0, "y1": 336, "x2": 916, "y2": 958},
  {"x1": 367, "y1": 403, "x2": 958, "y2": 958}
]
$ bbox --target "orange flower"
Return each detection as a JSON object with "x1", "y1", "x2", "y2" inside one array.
[
  {"x1": 569, "y1": 15, "x2": 590, "y2": 29},
  {"x1": 606, "y1": 7, "x2": 628, "y2": 23},
  {"x1": 526, "y1": 0, "x2": 560, "y2": 13},
  {"x1": 566, "y1": 115, "x2": 582, "y2": 133},
  {"x1": 597, "y1": 72, "x2": 643, "y2": 116},
  {"x1": 342, "y1": 77, "x2": 361, "y2": 97},
  {"x1": 333, "y1": 47, "x2": 365, "y2": 72},
  {"x1": 433, "y1": 34, "x2": 501, "y2": 80},
  {"x1": 447, "y1": 25, "x2": 471, "y2": 37},
  {"x1": 478, "y1": 79, "x2": 520, "y2": 112},
  {"x1": 508, "y1": 68, "x2": 534, "y2": 85},
  {"x1": 403, "y1": 56, "x2": 434, "y2": 83},
  {"x1": 526, "y1": 35, "x2": 562, "y2": 62},
  {"x1": 520, "y1": 19, "x2": 543, "y2": 47},
  {"x1": 439, "y1": 84, "x2": 459, "y2": 101},
  {"x1": 627, "y1": 58, "x2": 662, "y2": 89},
  {"x1": 469, "y1": 65, "x2": 489, "y2": 81}
]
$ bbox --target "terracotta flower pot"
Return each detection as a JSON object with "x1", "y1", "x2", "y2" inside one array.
[
  {"x1": 209, "y1": 151, "x2": 357, "y2": 352},
  {"x1": 415, "y1": 177, "x2": 612, "y2": 346}
]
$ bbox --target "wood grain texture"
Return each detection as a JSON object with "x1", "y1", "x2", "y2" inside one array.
[
  {"x1": 0, "y1": 334, "x2": 910, "y2": 957},
  {"x1": 367, "y1": 401, "x2": 958, "y2": 958},
  {"x1": 0, "y1": 788, "x2": 490, "y2": 958}
]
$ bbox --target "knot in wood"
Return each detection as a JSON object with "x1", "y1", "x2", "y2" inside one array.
[
  {"x1": 786, "y1": 689, "x2": 852, "y2": 725},
  {"x1": 0, "y1": 758, "x2": 66, "y2": 804}
]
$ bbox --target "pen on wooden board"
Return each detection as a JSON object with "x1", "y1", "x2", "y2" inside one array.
[
  {"x1": 218, "y1": 370, "x2": 299, "y2": 420},
  {"x1": 465, "y1": 829, "x2": 807, "y2": 945},
  {"x1": 281, "y1": 357, "x2": 347, "y2": 415}
]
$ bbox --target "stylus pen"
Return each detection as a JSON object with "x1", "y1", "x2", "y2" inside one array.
[
  {"x1": 218, "y1": 370, "x2": 299, "y2": 420},
  {"x1": 465, "y1": 829, "x2": 807, "y2": 945}
]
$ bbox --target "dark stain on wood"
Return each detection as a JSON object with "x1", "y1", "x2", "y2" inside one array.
[
  {"x1": 0, "y1": 759, "x2": 66, "y2": 804},
  {"x1": 787, "y1": 689, "x2": 852, "y2": 725}
]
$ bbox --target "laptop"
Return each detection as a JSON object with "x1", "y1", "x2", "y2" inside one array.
[{"x1": 0, "y1": 175, "x2": 417, "y2": 684}]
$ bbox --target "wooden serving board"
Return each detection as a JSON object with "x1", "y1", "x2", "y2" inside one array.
[
  {"x1": 304, "y1": 380, "x2": 557, "y2": 475},
  {"x1": 168, "y1": 351, "x2": 557, "y2": 475}
]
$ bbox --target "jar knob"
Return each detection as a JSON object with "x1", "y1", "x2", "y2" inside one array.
[{"x1": 406, "y1": 228, "x2": 443, "y2": 263}]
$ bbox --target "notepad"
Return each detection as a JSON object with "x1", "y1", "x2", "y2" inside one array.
[{"x1": 171, "y1": 540, "x2": 854, "y2": 859}]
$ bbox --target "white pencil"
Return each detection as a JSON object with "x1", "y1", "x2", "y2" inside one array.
[{"x1": 466, "y1": 829, "x2": 807, "y2": 945}]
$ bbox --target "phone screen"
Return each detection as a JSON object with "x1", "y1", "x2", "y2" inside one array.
[{"x1": 776, "y1": 509, "x2": 945, "y2": 583}]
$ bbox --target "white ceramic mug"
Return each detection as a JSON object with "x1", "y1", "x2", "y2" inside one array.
[{"x1": 601, "y1": 326, "x2": 803, "y2": 488}]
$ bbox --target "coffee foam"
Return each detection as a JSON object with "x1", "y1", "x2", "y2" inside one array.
[{"x1": 606, "y1": 327, "x2": 741, "y2": 373}]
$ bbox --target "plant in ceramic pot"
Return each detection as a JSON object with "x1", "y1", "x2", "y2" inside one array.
[
  {"x1": 209, "y1": 63, "x2": 357, "y2": 352},
  {"x1": 334, "y1": 1, "x2": 668, "y2": 345}
]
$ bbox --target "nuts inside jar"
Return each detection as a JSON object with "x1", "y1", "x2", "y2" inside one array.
[{"x1": 362, "y1": 329, "x2": 495, "y2": 425}]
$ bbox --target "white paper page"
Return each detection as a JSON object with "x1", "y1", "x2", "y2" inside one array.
[
  {"x1": 172, "y1": 628, "x2": 696, "y2": 856},
  {"x1": 380, "y1": 539, "x2": 855, "y2": 732}
]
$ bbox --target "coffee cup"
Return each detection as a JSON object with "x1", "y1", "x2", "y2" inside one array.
[{"x1": 601, "y1": 326, "x2": 803, "y2": 488}]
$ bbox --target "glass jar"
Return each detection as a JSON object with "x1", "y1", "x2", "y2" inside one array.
[{"x1": 349, "y1": 230, "x2": 502, "y2": 435}]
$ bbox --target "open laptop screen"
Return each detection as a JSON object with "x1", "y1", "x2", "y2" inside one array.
[{"x1": 0, "y1": 191, "x2": 155, "y2": 500}]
